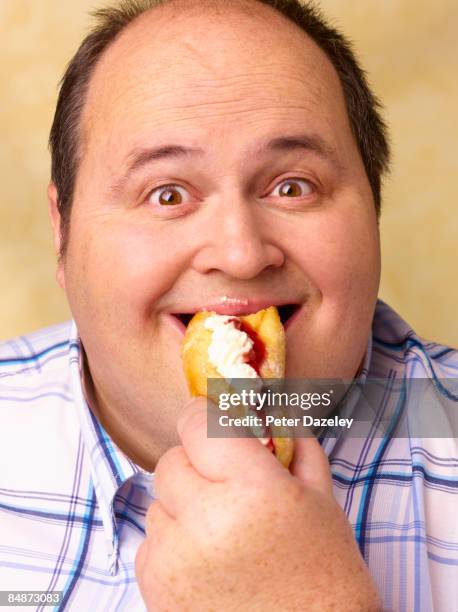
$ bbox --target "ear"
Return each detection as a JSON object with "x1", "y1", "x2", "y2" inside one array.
[{"x1": 47, "y1": 182, "x2": 66, "y2": 290}]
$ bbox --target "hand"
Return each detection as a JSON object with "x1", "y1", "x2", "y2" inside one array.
[{"x1": 135, "y1": 397, "x2": 381, "y2": 611}]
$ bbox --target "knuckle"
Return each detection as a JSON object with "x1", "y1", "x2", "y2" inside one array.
[
  {"x1": 156, "y1": 445, "x2": 185, "y2": 475},
  {"x1": 179, "y1": 404, "x2": 207, "y2": 437}
]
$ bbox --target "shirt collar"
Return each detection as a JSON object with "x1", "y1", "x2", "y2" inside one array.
[{"x1": 68, "y1": 321, "x2": 146, "y2": 575}]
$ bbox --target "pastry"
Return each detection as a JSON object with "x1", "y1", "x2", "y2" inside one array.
[{"x1": 182, "y1": 306, "x2": 294, "y2": 468}]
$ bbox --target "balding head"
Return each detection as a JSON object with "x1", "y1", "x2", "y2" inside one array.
[{"x1": 80, "y1": 0, "x2": 347, "y2": 175}]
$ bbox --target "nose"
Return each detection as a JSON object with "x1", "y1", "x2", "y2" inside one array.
[{"x1": 191, "y1": 192, "x2": 285, "y2": 280}]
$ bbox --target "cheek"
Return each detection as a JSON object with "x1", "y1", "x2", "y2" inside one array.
[
  {"x1": 65, "y1": 215, "x2": 191, "y2": 318},
  {"x1": 288, "y1": 205, "x2": 380, "y2": 300}
]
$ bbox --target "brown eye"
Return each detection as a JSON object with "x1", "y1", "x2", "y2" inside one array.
[
  {"x1": 271, "y1": 178, "x2": 314, "y2": 198},
  {"x1": 149, "y1": 185, "x2": 186, "y2": 206}
]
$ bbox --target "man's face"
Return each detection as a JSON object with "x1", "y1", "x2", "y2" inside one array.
[{"x1": 54, "y1": 2, "x2": 380, "y2": 448}]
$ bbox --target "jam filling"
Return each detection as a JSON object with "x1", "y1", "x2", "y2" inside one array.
[{"x1": 228, "y1": 317, "x2": 266, "y2": 375}]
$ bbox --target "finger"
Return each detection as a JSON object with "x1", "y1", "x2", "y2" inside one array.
[
  {"x1": 177, "y1": 396, "x2": 284, "y2": 482},
  {"x1": 290, "y1": 435, "x2": 333, "y2": 497},
  {"x1": 154, "y1": 445, "x2": 208, "y2": 518},
  {"x1": 136, "y1": 503, "x2": 175, "y2": 606}
]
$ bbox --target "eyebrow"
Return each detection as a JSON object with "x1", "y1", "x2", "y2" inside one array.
[
  {"x1": 109, "y1": 145, "x2": 204, "y2": 197},
  {"x1": 259, "y1": 134, "x2": 340, "y2": 167},
  {"x1": 110, "y1": 133, "x2": 340, "y2": 197}
]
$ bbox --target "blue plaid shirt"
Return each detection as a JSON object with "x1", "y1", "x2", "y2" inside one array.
[{"x1": 0, "y1": 299, "x2": 457, "y2": 611}]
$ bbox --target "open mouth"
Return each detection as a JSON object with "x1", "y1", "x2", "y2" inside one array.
[
  {"x1": 172, "y1": 304, "x2": 301, "y2": 329},
  {"x1": 175, "y1": 313, "x2": 194, "y2": 327},
  {"x1": 277, "y1": 303, "x2": 301, "y2": 327}
]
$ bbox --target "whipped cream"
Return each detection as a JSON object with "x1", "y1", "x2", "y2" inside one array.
[
  {"x1": 204, "y1": 314, "x2": 259, "y2": 379},
  {"x1": 205, "y1": 314, "x2": 270, "y2": 444}
]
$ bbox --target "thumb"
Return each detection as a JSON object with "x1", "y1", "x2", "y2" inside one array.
[{"x1": 290, "y1": 435, "x2": 333, "y2": 497}]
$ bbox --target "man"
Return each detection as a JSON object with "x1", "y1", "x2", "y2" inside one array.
[{"x1": 0, "y1": 0, "x2": 456, "y2": 610}]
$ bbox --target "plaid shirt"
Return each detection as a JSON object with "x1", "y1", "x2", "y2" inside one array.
[{"x1": 0, "y1": 299, "x2": 457, "y2": 611}]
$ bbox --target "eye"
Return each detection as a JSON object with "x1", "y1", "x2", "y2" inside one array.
[
  {"x1": 148, "y1": 184, "x2": 188, "y2": 206},
  {"x1": 270, "y1": 178, "x2": 314, "y2": 198}
]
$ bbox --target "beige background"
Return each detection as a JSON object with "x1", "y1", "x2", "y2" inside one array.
[{"x1": 1, "y1": 1, "x2": 457, "y2": 346}]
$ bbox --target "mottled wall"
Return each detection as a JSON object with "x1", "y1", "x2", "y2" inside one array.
[{"x1": 1, "y1": 1, "x2": 457, "y2": 345}]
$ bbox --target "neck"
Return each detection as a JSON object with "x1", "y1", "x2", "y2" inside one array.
[{"x1": 81, "y1": 354, "x2": 177, "y2": 472}]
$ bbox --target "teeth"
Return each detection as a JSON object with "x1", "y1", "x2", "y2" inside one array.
[{"x1": 220, "y1": 296, "x2": 249, "y2": 306}]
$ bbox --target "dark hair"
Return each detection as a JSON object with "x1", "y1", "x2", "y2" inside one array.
[{"x1": 49, "y1": 0, "x2": 390, "y2": 256}]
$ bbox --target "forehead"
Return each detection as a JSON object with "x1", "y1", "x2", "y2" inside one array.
[{"x1": 81, "y1": 1, "x2": 353, "y2": 167}]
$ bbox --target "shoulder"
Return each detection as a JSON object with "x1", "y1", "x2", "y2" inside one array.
[
  {"x1": 0, "y1": 321, "x2": 73, "y2": 381},
  {"x1": 0, "y1": 321, "x2": 76, "y2": 432},
  {"x1": 0, "y1": 322, "x2": 81, "y2": 490}
]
